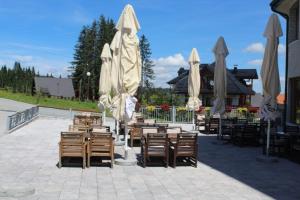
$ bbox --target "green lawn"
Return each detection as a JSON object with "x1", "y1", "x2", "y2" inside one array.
[{"x1": 0, "y1": 89, "x2": 100, "y2": 112}]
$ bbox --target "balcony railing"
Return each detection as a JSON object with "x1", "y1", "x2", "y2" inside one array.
[{"x1": 7, "y1": 106, "x2": 39, "y2": 132}]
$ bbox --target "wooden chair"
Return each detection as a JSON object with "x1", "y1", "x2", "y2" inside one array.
[
  {"x1": 195, "y1": 114, "x2": 205, "y2": 131},
  {"x1": 91, "y1": 125, "x2": 110, "y2": 133},
  {"x1": 156, "y1": 124, "x2": 169, "y2": 133},
  {"x1": 141, "y1": 133, "x2": 169, "y2": 167},
  {"x1": 208, "y1": 118, "x2": 219, "y2": 135},
  {"x1": 169, "y1": 133, "x2": 198, "y2": 168},
  {"x1": 59, "y1": 132, "x2": 86, "y2": 168},
  {"x1": 166, "y1": 127, "x2": 182, "y2": 142},
  {"x1": 236, "y1": 124, "x2": 260, "y2": 146},
  {"x1": 87, "y1": 132, "x2": 114, "y2": 168}
]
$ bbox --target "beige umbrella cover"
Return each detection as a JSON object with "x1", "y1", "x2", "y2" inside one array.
[
  {"x1": 211, "y1": 36, "x2": 228, "y2": 116},
  {"x1": 186, "y1": 48, "x2": 201, "y2": 110},
  {"x1": 112, "y1": 4, "x2": 142, "y2": 121},
  {"x1": 98, "y1": 43, "x2": 112, "y2": 111},
  {"x1": 260, "y1": 14, "x2": 282, "y2": 121},
  {"x1": 110, "y1": 31, "x2": 121, "y2": 98}
]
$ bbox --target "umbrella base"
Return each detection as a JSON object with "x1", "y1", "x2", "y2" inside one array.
[
  {"x1": 256, "y1": 155, "x2": 279, "y2": 163},
  {"x1": 115, "y1": 158, "x2": 137, "y2": 166}
]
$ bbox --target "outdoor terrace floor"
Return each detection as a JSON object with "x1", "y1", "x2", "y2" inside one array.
[{"x1": 0, "y1": 117, "x2": 300, "y2": 200}]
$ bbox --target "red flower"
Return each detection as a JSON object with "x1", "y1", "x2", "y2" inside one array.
[
  {"x1": 226, "y1": 106, "x2": 232, "y2": 112},
  {"x1": 160, "y1": 103, "x2": 170, "y2": 112}
]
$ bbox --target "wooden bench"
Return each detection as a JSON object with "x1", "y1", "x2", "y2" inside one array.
[
  {"x1": 87, "y1": 132, "x2": 114, "y2": 168},
  {"x1": 59, "y1": 132, "x2": 86, "y2": 168}
]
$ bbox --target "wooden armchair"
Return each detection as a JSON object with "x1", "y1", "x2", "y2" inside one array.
[
  {"x1": 208, "y1": 118, "x2": 219, "y2": 135},
  {"x1": 166, "y1": 127, "x2": 182, "y2": 142},
  {"x1": 144, "y1": 119, "x2": 156, "y2": 124},
  {"x1": 87, "y1": 132, "x2": 114, "y2": 168},
  {"x1": 141, "y1": 133, "x2": 169, "y2": 167},
  {"x1": 170, "y1": 133, "x2": 198, "y2": 168},
  {"x1": 236, "y1": 124, "x2": 260, "y2": 146},
  {"x1": 59, "y1": 132, "x2": 86, "y2": 168}
]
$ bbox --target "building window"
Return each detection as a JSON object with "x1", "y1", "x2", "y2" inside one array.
[{"x1": 291, "y1": 78, "x2": 300, "y2": 124}]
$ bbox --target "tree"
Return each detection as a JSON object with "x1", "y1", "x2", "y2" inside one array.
[
  {"x1": 139, "y1": 35, "x2": 155, "y2": 103},
  {"x1": 71, "y1": 16, "x2": 116, "y2": 101}
]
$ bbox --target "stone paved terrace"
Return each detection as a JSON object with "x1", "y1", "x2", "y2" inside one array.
[{"x1": 0, "y1": 117, "x2": 300, "y2": 200}]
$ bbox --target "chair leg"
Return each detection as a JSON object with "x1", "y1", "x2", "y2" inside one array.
[
  {"x1": 165, "y1": 150, "x2": 169, "y2": 168},
  {"x1": 173, "y1": 154, "x2": 176, "y2": 168},
  {"x1": 59, "y1": 156, "x2": 62, "y2": 168},
  {"x1": 87, "y1": 154, "x2": 90, "y2": 168},
  {"x1": 83, "y1": 154, "x2": 86, "y2": 169},
  {"x1": 131, "y1": 137, "x2": 133, "y2": 147},
  {"x1": 111, "y1": 153, "x2": 114, "y2": 168}
]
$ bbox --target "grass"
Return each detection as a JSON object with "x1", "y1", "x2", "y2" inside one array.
[{"x1": 0, "y1": 89, "x2": 100, "y2": 112}]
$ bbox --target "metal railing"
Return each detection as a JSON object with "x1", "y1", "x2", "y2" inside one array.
[
  {"x1": 7, "y1": 106, "x2": 39, "y2": 131},
  {"x1": 140, "y1": 106, "x2": 194, "y2": 123}
]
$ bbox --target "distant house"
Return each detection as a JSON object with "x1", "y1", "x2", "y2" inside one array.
[
  {"x1": 34, "y1": 77, "x2": 75, "y2": 98},
  {"x1": 167, "y1": 63, "x2": 258, "y2": 106}
]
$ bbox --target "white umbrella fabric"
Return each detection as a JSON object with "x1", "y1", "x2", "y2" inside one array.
[
  {"x1": 98, "y1": 43, "x2": 112, "y2": 125},
  {"x1": 260, "y1": 14, "x2": 282, "y2": 156},
  {"x1": 211, "y1": 37, "x2": 229, "y2": 138},
  {"x1": 186, "y1": 48, "x2": 201, "y2": 129},
  {"x1": 111, "y1": 4, "x2": 142, "y2": 159}
]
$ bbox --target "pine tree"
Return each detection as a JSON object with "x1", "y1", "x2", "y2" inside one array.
[
  {"x1": 71, "y1": 16, "x2": 116, "y2": 101},
  {"x1": 139, "y1": 35, "x2": 155, "y2": 103}
]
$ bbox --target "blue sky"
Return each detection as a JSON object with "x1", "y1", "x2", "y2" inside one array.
[{"x1": 0, "y1": 0, "x2": 286, "y2": 93}]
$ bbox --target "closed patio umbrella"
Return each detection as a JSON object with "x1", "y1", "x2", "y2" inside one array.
[
  {"x1": 111, "y1": 4, "x2": 142, "y2": 161},
  {"x1": 110, "y1": 31, "x2": 122, "y2": 141},
  {"x1": 260, "y1": 14, "x2": 282, "y2": 156},
  {"x1": 186, "y1": 48, "x2": 201, "y2": 129},
  {"x1": 211, "y1": 37, "x2": 229, "y2": 138},
  {"x1": 98, "y1": 43, "x2": 112, "y2": 125}
]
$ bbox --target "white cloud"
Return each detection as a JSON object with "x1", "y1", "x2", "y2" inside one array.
[
  {"x1": 153, "y1": 53, "x2": 188, "y2": 87},
  {"x1": 9, "y1": 55, "x2": 33, "y2": 62},
  {"x1": 248, "y1": 59, "x2": 263, "y2": 66},
  {"x1": 244, "y1": 43, "x2": 265, "y2": 53},
  {"x1": 244, "y1": 42, "x2": 286, "y2": 55}
]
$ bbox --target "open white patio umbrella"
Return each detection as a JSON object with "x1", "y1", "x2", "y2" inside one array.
[
  {"x1": 111, "y1": 4, "x2": 142, "y2": 160},
  {"x1": 211, "y1": 37, "x2": 228, "y2": 138},
  {"x1": 98, "y1": 43, "x2": 112, "y2": 125},
  {"x1": 186, "y1": 48, "x2": 201, "y2": 130},
  {"x1": 260, "y1": 14, "x2": 282, "y2": 156}
]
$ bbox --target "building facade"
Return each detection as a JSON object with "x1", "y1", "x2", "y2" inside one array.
[
  {"x1": 271, "y1": 0, "x2": 300, "y2": 124},
  {"x1": 167, "y1": 63, "x2": 258, "y2": 107}
]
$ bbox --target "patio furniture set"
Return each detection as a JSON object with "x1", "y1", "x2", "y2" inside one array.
[
  {"x1": 59, "y1": 113, "x2": 114, "y2": 168},
  {"x1": 58, "y1": 113, "x2": 199, "y2": 168},
  {"x1": 196, "y1": 114, "x2": 300, "y2": 161}
]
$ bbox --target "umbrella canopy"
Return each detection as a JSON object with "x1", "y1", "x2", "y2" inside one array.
[
  {"x1": 211, "y1": 37, "x2": 229, "y2": 116},
  {"x1": 110, "y1": 31, "x2": 122, "y2": 98},
  {"x1": 186, "y1": 48, "x2": 201, "y2": 110},
  {"x1": 260, "y1": 14, "x2": 282, "y2": 121},
  {"x1": 98, "y1": 43, "x2": 112, "y2": 112},
  {"x1": 111, "y1": 4, "x2": 142, "y2": 121}
]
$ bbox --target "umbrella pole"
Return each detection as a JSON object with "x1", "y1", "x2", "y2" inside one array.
[
  {"x1": 102, "y1": 110, "x2": 106, "y2": 125},
  {"x1": 192, "y1": 109, "x2": 195, "y2": 130},
  {"x1": 266, "y1": 119, "x2": 270, "y2": 157},
  {"x1": 219, "y1": 116, "x2": 222, "y2": 140},
  {"x1": 124, "y1": 119, "x2": 128, "y2": 160}
]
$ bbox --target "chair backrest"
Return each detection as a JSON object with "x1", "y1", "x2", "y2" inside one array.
[
  {"x1": 237, "y1": 119, "x2": 248, "y2": 125},
  {"x1": 286, "y1": 125, "x2": 299, "y2": 133},
  {"x1": 147, "y1": 133, "x2": 168, "y2": 147},
  {"x1": 166, "y1": 127, "x2": 182, "y2": 134},
  {"x1": 73, "y1": 115, "x2": 88, "y2": 126},
  {"x1": 209, "y1": 118, "x2": 219, "y2": 128},
  {"x1": 92, "y1": 125, "x2": 110, "y2": 132},
  {"x1": 243, "y1": 124, "x2": 259, "y2": 137},
  {"x1": 90, "y1": 132, "x2": 113, "y2": 153},
  {"x1": 87, "y1": 115, "x2": 102, "y2": 126},
  {"x1": 69, "y1": 124, "x2": 89, "y2": 132},
  {"x1": 60, "y1": 132, "x2": 85, "y2": 154},
  {"x1": 156, "y1": 124, "x2": 168, "y2": 133},
  {"x1": 177, "y1": 133, "x2": 198, "y2": 149}
]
